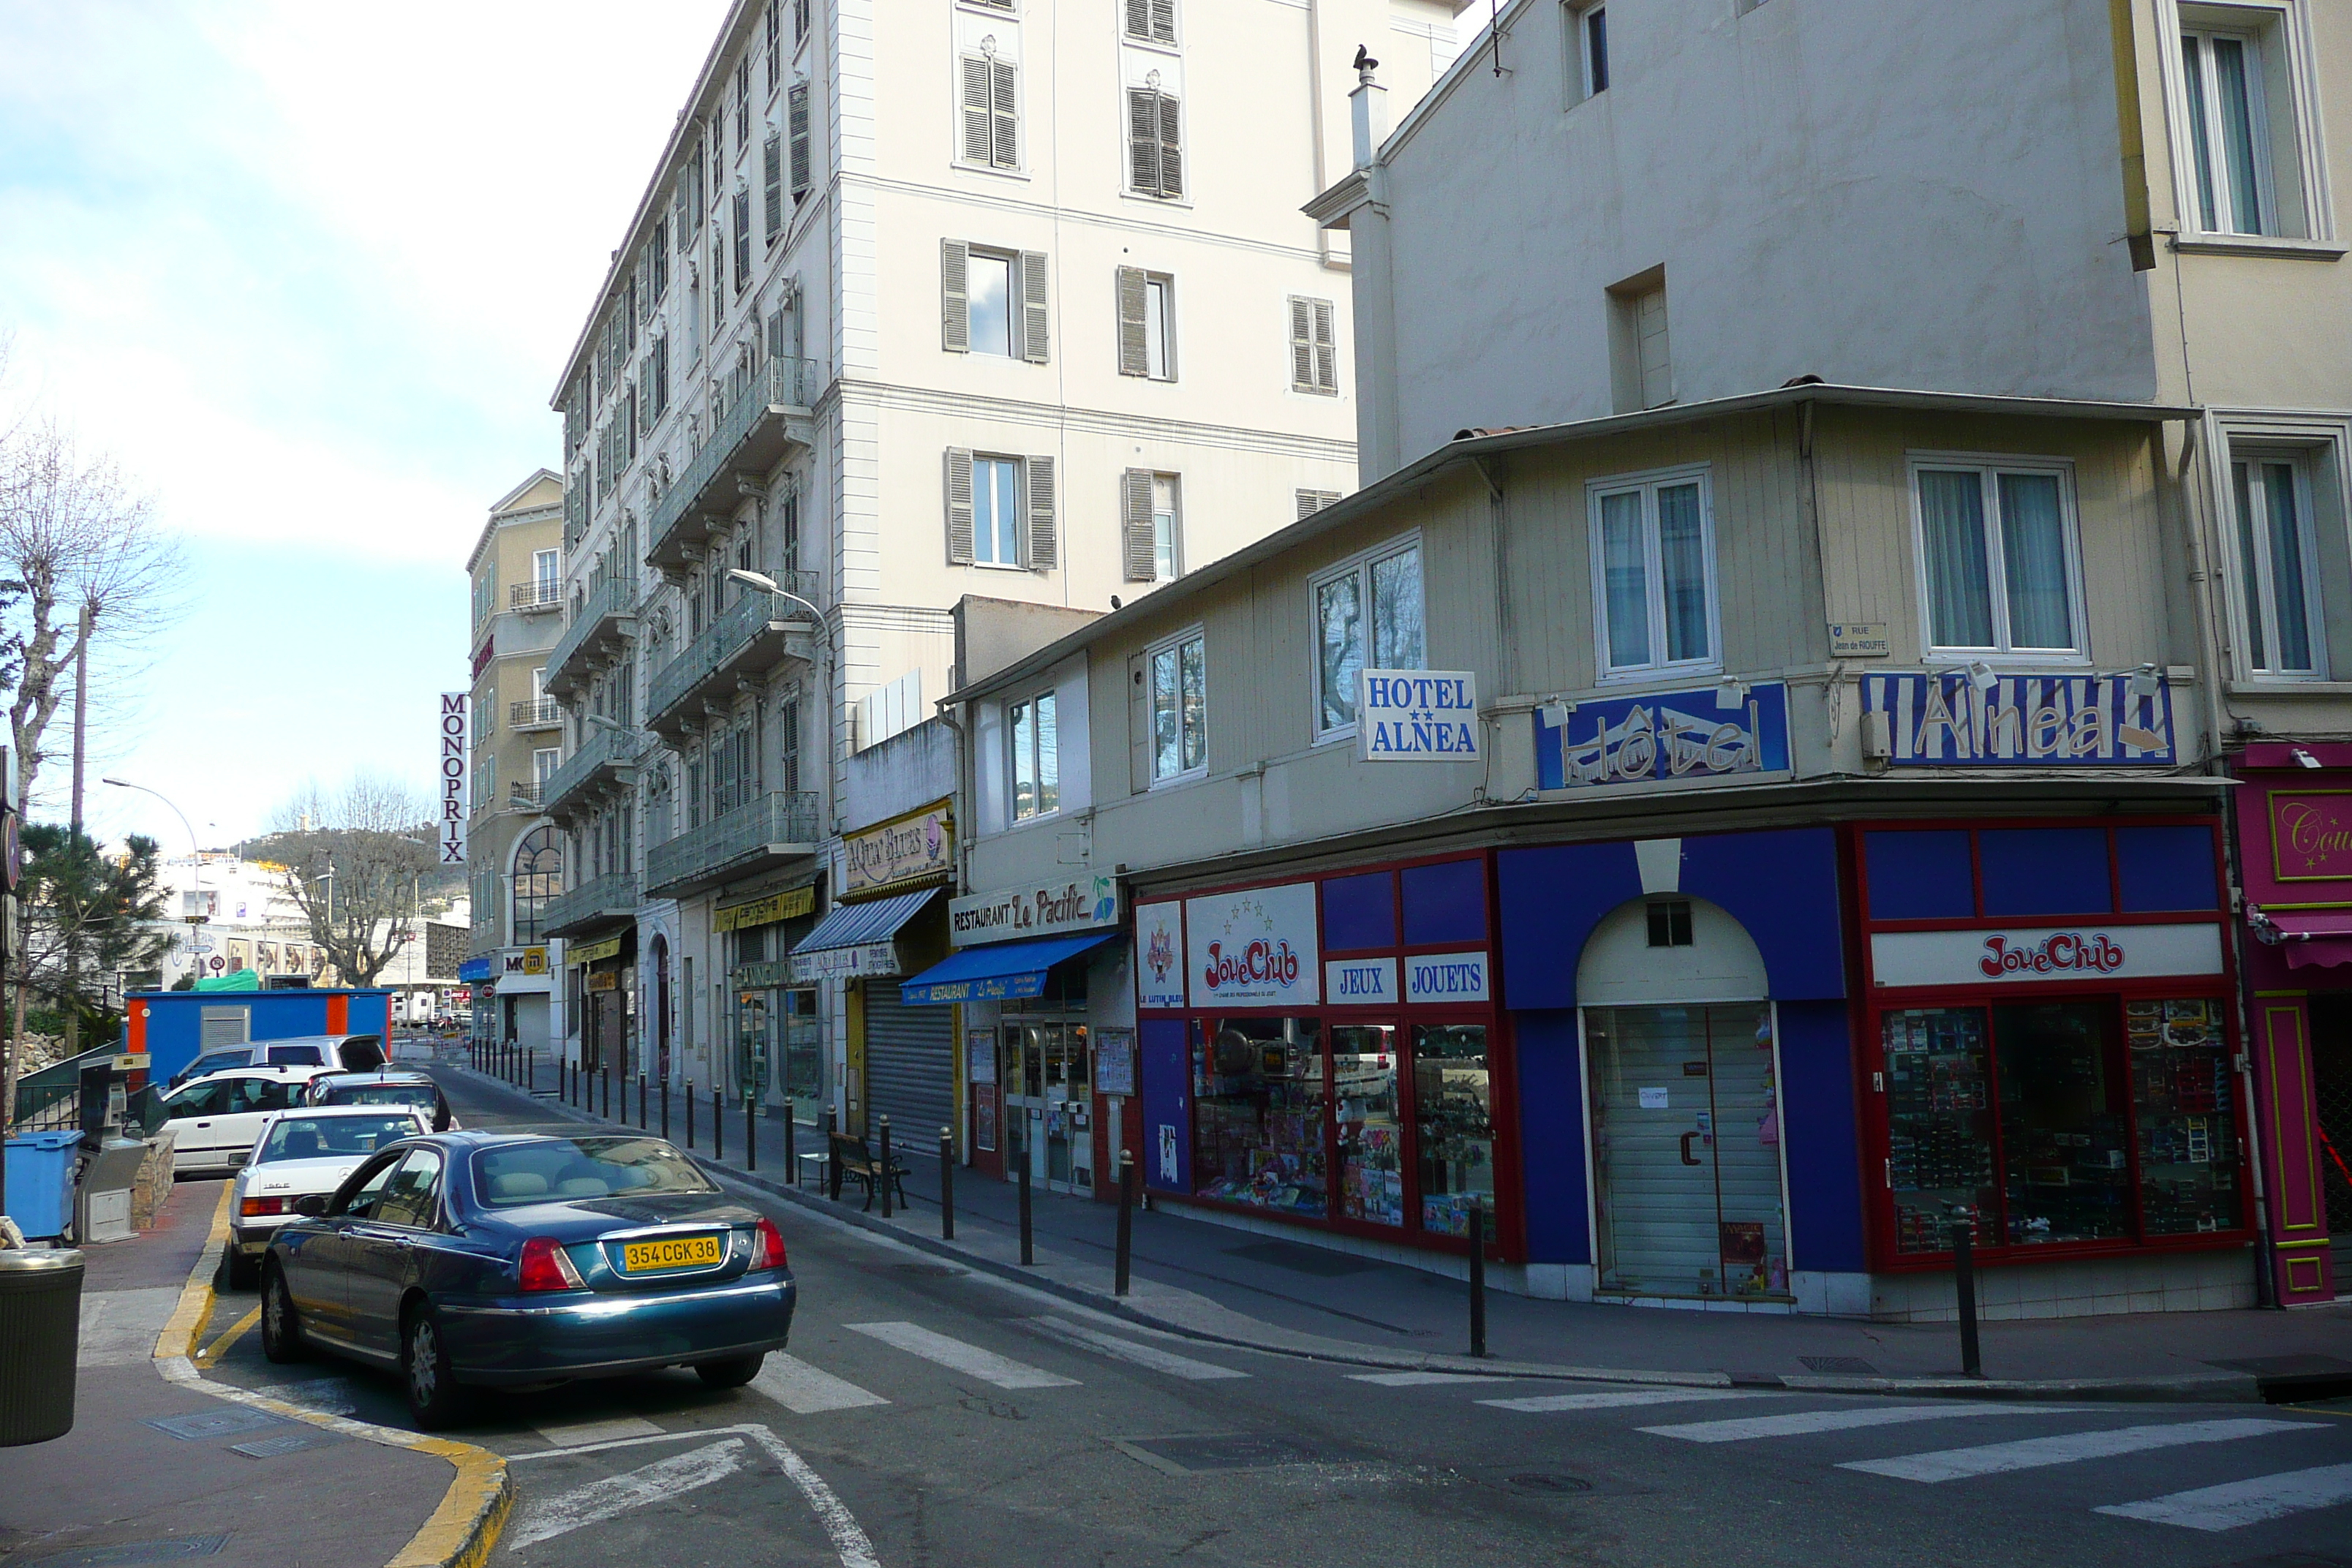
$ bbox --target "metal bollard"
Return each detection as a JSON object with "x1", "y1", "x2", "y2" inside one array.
[
  {"x1": 684, "y1": 1079, "x2": 696, "y2": 1148},
  {"x1": 713, "y1": 1089, "x2": 724, "y2": 1161},
  {"x1": 1115, "y1": 1150, "x2": 1136, "y2": 1297},
  {"x1": 660, "y1": 1077, "x2": 670, "y2": 1141},
  {"x1": 783, "y1": 1111, "x2": 796, "y2": 1185},
  {"x1": 939, "y1": 1127, "x2": 955, "y2": 1240},
  {"x1": 745, "y1": 1093, "x2": 756, "y2": 1172},
  {"x1": 1953, "y1": 1213, "x2": 1983, "y2": 1378},
  {"x1": 1017, "y1": 1145, "x2": 1034, "y2": 1267},
  {"x1": 879, "y1": 1116, "x2": 893, "y2": 1218},
  {"x1": 1469, "y1": 1196, "x2": 1489, "y2": 1359},
  {"x1": 638, "y1": 1071, "x2": 648, "y2": 1128},
  {"x1": 825, "y1": 1107, "x2": 841, "y2": 1200}
]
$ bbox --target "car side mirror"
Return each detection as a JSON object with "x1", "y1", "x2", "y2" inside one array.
[{"x1": 293, "y1": 1194, "x2": 328, "y2": 1218}]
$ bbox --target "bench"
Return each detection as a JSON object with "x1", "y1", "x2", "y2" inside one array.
[{"x1": 829, "y1": 1131, "x2": 910, "y2": 1212}]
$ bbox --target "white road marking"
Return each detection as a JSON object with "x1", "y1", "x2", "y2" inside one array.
[
  {"x1": 1030, "y1": 1316, "x2": 1248, "y2": 1381},
  {"x1": 1482, "y1": 1387, "x2": 1763, "y2": 1413},
  {"x1": 1841, "y1": 1418, "x2": 2313, "y2": 1482},
  {"x1": 531, "y1": 1415, "x2": 665, "y2": 1447},
  {"x1": 1643, "y1": 1403, "x2": 2070, "y2": 1443},
  {"x1": 845, "y1": 1320, "x2": 1078, "y2": 1390},
  {"x1": 1349, "y1": 1371, "x2": 1527, "y2": 1387},
  {"x1": 754, "y1": 1353, "x2": 892, "y2": 1414},
  {"x1": 505, "y1": 1438, "x2": 747, "y2": 1550},
  {"x1": 2095, "y1": 1462, "x2": 2352, "y2": 1531}
]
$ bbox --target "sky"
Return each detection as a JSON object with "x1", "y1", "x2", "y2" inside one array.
[{"x1": 0, "y1": 0, "x2": 728, "y2": 853}]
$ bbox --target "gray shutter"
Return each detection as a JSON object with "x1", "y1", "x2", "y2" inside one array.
[
  {"x1": 1121, "y1": 469, "x2": 1157, "y2": 581},
  {"x1": 1312, "y1": 298, "x2": 1337, "y2": 391},
  {"x1": 1025, "y1": 455, "x2": 1057, "y2": 571},
  {"x1": 941, "y1": 239, "x2": 970, "y2": 353},
  {"x1": 1295, "y1": 489, "x2": 1339, "y2": 521},
  {"x1": 1123, "y1": 0, "x2": 1150, "y2": 40},
  {"x1": 763, "y1": 135, "x2": 783, "y2": 238},
  {"x1": 990, "y1": 59, "x2": 1019, "y2": 169},
  {"x1": 1150, "y1": 0, "x2": 1177, "y2": 42},
  {"x1": 1156, "y1": 94, "x2": 1183, "y2": 197},
  {"x1": 1127, "y1": 89, "x2": 1159, "y2": 193},
  {"x1": 960, "y1": 56, "x2": 992, "y2": 163},
  {"x1": 1115, "y1": 265, "x2": 1149, "y2": 376},
  {"x1": 945, "y1": 449, "x2": 975, "y2": 564},
  {"x1": 1289, "y1": 297, "x2": 1315, "y2": 388},
  {"x1": 789, "y1": 83, "x2": 812, "y2": 200},
  {"x1": 1019, "y1": 250, "x2": 1050, "y2": 363},
  {"x1": 1127, "y1": 652, "x2": 1151, "y2": 793}
]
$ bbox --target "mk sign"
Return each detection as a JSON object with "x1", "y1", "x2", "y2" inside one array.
[{"x1": 440, "y1": 693, "x2": 469, "y2": 866}]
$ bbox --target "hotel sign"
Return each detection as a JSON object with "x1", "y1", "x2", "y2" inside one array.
[
  {"x1": 843, "y1": 802, "x2": 953, "y2": 897},
  {"x1": 950, "y1": 875, "x2": 1119, "y2": 947},
  {"x1": 1858, "y1": 671, "x2": 2176, "y2": 766},
  {"x1": 1357, "y1": 670, "x2": 1480, "y2": 763},
  {"x1": 1537, "y1": 682, "x2": 1790, "y2": 789}
]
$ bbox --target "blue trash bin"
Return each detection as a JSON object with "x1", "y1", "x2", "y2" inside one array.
[{"x1": 3, "y1": 1132, "x2": 82, "y2": 1242}]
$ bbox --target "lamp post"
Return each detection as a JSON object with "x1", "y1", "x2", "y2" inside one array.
[{"x1": 104, "y1": 778, "x2": 206, "y2": 986}]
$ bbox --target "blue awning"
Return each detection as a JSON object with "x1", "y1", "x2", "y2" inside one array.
[
  {"x1": 899, "y1": 931, "x2": 1118, "y2": 1006},
  {"x1": 789, "y1": 887, "x2": 940, "y2": 956}
]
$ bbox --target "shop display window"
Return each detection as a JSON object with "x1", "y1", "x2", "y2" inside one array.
[
  {"x1": 1193, "y1": 1017, "x2": 1328, "y2": 1215},
  {"x1": 1413, "y1": 1024, "x2": 1494, "y2": 1239},
  {"x1": 781, "y1": 987, "x2": 823, "y2": 1126},
  {"x1": 1995, "y1": 1003, "x2": 2129, "y2": 1245},
  {"x1": 2127, "y1": 998, "x2": 2242, "y2": 1235},
  {"x1": 1333, "y1": 1024, "x2": 1403, "y2": 1226},
  {"x1": 1882, "y1": 1007, "x2": 1998, "y2": 1254}
]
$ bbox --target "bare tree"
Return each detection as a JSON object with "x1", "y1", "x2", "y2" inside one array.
[{"x1": 249, "y1": 774, "x2": 437, "y2": 989}]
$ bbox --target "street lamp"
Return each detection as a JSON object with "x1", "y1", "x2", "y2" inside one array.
[
  {"x1": 724, "y1": 568, "x2": 824, "y2": 627},
  {"x1": 104, "y1": 777, "x2": 208, "y2": 983}
]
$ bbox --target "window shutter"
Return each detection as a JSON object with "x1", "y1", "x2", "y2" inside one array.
[
  {"x1": 1127, "y1": 89, "x2": 1161, "y2": 193},
  {"x1": 1025, "y1": 455, "x2": 1058, "y2": 571},
  {"x1": 1115, "y1": 265, "x2": 1150, "y2": 376},
  {"x1": 788, "y1": 83, "x2": 812, "y2": 201},
  {"x1": 1312, "y1": 298, "x2": 1337, "y2": 391},
  {"x1": 1295, "y1": 489, "x2": 1340, "y2": 521},
  {"x1": 1123, "y1": 0, "x2": 1151, "y2": 39},
  {"x1": 1121, "y1": 469, "x2": 1157, "y2": 581},
  {"x1": 941, "y1": 239, "x2": 970, "y2": 353},
  {"x1": 1019, "y1": 250, "x2": 1050, "y2": 363},
  {"x1": 1156, "y1": 94, "x2": 1183, "y2": 197},
  {"x1": 1289, "y1": 297, "x2": 1315, "y2": 389},
  {"x1": 1151, "y1": 0, "x2": 1177, "y2": 42},
  {"x1": 944, "y1": 449, "x2": 976, "y2": 565},
  {"x1": 763, "y1": 135, "x2": 783, "y2": 239},
  {"x1": 990, "y1": 59, "x2": 1020, "y2": 169},
  {"x1": 960, "y1": 56, "x2": 992, "y2": 163}
]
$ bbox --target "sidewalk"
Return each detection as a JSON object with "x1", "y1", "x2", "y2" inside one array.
[
  {"x1": 1, "y1": 1178, "x2": 465, "y2": 1567},
  {"x1": 453, "y1": 1052, "x2": 2352, "y2": 1403}
]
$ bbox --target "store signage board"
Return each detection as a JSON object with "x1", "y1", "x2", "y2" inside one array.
[
  {"x1": 790, "y1": 941, "x2": 901, "y2": 983},
  {"x1": 966, "y1": 1030, "x2": 996, "y2": 1085},
  {"x1": 715, "y1": 884, "x2": 817, "y2": 932},
  {"x1": 1858, "y1": 671, "x2": 2176, "y2": 766},
  {"x1": 1186, "y1": 882, "x2": 1320, "y2": 1007},
  {"x1": 2266, "y1": 791, "x2": 2352, "y2": 883},
  {"x1": 1356, "y1": 670, "x2": 1480, "y2": 763},
  {"x1": 1096, "y1": 1027, "x2": 1137, "y2": 1095},
  {"x1": 1326, "y1": 957, "x2": 1398, "y2": 1006},
  {"x1": 1135, "y1": 902, "x2": 1186, "y2": 1010},
  {"x1": 1404, "y1": 950, "x2": 1490, "y2": 1004},
  {"x1": 569, "y1": 935, "x2": 624, "y2": 966},
  {"x1": 502, "y1": 947, "x2": 548, "y2": 976},
  {"x1": 1536, "y1": 682, "x2": 1790, "y2": 789},
  {"x1": 1870, "y1": 923, "x2": 2223, "y2": 989},
  {"x1": 950, "y1": 875, "x2": 1120, "y2": 948},
  {"x1": 1828, "y1": 622, "x2": 1891, "y2": 658},
  {"x1": 731, "y1": 960, "x2": 790, "y2": 989},
  {"x1": 438, "y1": 693, "x2": 467, "y2": 867},
  {"x1": 843, "y1": 802, "x2": 953, "y2": 897}
]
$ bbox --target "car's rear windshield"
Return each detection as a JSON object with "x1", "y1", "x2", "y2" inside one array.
[
  {"x1": 472, "y1": 1137, "x2": 719, "y2": 1207},
  {"x1": 327, "y1": 1083, "x2": 436, "y2": 1107},
  {"x1": 260, "y1": 1114, "x2": 418, "y2": 1161},
  {"x1": 266, "y1": 1045, "x2": 325, "y2": 1066}
]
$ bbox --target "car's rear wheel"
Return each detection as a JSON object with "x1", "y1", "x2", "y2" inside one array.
[
  {"x1": 403, "y1": 1305, "x2": 470, "y2": 1429},
  {"x1": 259, "y1": 1264, "x2": 304, "y2": 1363},
  {"x1": 695, "y1": 1352, "x2": 766, "y2": 1389},
  {"x1": 225, "y1": 1242, "x2": 259, "y2": 1292}
]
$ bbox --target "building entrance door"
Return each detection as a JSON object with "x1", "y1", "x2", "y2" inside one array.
[
  {"x1": 1000, "y1": 1017, "x2": 1093, "y2": 1194},
  {"x1": 2309, "y1": 996, "x2": 2352, "y2": 1294},
  {"x1": 1586, "y1": 1003, "x2": 1787, "y2": 1299}
]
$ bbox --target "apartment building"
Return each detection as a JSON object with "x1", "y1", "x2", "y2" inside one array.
[
  {"x1": 537, "y1": 1, "x2": 1465, "y2": 1138},
  {"x1": 461, "y1": 471, "x2": 568, "y2": 1055}
]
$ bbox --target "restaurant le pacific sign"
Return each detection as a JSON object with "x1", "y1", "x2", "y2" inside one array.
[{"x1": 950, "y1": 875, "x2": 1119, "y2": 948}]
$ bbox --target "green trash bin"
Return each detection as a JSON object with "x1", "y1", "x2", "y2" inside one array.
[{"x1": 0, "y1": 1248, "x2": 84, "y2": 1446}]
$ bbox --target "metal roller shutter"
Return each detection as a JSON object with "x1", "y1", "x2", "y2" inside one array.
[{"x1": 862, "y1": 986, "x2": 954, "y2": 1147}]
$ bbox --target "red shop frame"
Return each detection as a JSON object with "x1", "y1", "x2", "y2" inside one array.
[{"x1": 1844, "y1": 815, "x2": 2255, "y2": 1272}]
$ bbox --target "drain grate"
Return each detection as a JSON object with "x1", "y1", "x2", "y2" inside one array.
[
  {"x1": 1798, "y1": 1355, "x2": 1880, "y2": 1375},
  {"x1": 141, "y1": 1409, "x2": 287, "y2": 1441},
  {"x1": 1115, "y1": 1433, "x2": 1336, "y2": 1474},
  {"x1": 231, "y1": 1430, "x2": 333, "y2": 1459},
  {"x1": 22, "y1": 1538, "x2": 230, "y2": 1566}
]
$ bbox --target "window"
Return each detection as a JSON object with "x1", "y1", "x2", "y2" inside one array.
[
  {"x1": 1591, "y1": 467, "x2": 1717, "y2": 676},
  {"x1": 2174, "y1": 6, "x2": 2324, "y2": 241},
  {"x1": 735, "y1": 58, "x2": 753, "y2": 147},
  {"x1": 1150, "y1": 630, "x2": 1207, "y2": 781},
  {"x1": 1010, "y1": 690, "x2": 1059, "y2": 820},
  {"x1": 1313, "y1": 538, "x2": 1425, "y2": 734},
  {"x1": 1295, "y1": 489, "x2": 1341, "y2": 521},
  {"x1": 969, "y1": 250, "x2": 1013, "y2": 355},
  {"x1": 794, "y1": 0, "x2": 811, "y2": 42},
  {"x1": 1580, "y1": 4, "x2": 1608, "y2": 97},
  {"x1": 1121, "y1": 470, "x2": 1181, "y2": 583},
  {"x1": 2231, "y1": 449, "x2": 2322, "y2": 674},
  {"x1": 788, "y1": 82, "x2": 812, "y2": 203},
  {"x1": 374, "y1": 1147, "x2": 445, "y2": 1230},
  {"x1": 1911, "y1": 459, "x2": 2081, "y2": 656},
  {"x1": 941, "y1": 243, "x2": 1047, "y2": 361},
  {"x1": 1646, "y1": 900, "x2": 1693, "y2": 947},
  {"x1": 960, "y1": 50, "x2": 1019, "y2": 170},
  {"x1": 1607, "y1": 270, "x2": 1672, "y2": 412},
  {"x1": 1288, "y1": 296, "x2": 1338, "y2": 394},
  {"x1": 946, "y1": 449, "x2": 1055, "y2": 570},
  {"x1": 732, "y1": 189, "x2": 751, "y2": 290},
  {"x1": 534, "y1": 747, "x2": 559, "y2": 788},
  {"x1": 763, "y1": 135, "x2": 783, "y2": 240},
  {"x1": 765, "y1": 1, "x2": 780, "y2": 91},
  {"x1": 1116, "y1": 267, "x2": 1174, "y2": 380},
  {"x1": 471, "y1": 569, "x2": 494, "y2": 627},
  {"x1": 1123, "y1": 0, "x2": 1176, "y2": 45},
  {"x1": 1126, "y1": 83, "x2": 1183, "y2": 198},
  {"x1": 778, "y1": 693, "x2": 802, "y2": 794},
  {"x1": 511, "y1": 826, "x2": 561, "y2": 945}
]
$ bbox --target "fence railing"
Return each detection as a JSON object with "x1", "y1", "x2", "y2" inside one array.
[
  {"x1": 509, "y1": 698, "x2": 562, "y2": 729},
  {"x1": 646, "y1": 791, "x2": 822, "y2": 894},
  {"x1": 509, "y1": 580, "x2": 562, "y2": 610},
  {"x1": 646, "y1": 356, "x2": 823, "y2": 562},
  {"x1": 546, "y1": 871, "x2": 639, "y2": 935},
  {"x1": 647, "y1": 587, "x2": 818, "y2": 723},
  {"x1": 546, "y1": 574, "x2": 635, "y2": 684},
  {"x1": 541, "y1": 725, "x2": 640, "y2": 814}
]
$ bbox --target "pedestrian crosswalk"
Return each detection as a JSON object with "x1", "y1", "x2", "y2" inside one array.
[
  {"x1": 1839, "y1": 1417, "x2": 2311, "y2": 1483},
  {"x1": 1640, "y1": 1401, "x2": 2065, "y2": 1444},
  {"x1": 845, "y1": 1320, "x2": 1080, "y2": 1390}
]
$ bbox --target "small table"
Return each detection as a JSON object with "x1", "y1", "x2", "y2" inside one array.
[{"x1": 796, "y1": 1151, "x2": 829, "y2": 1193}]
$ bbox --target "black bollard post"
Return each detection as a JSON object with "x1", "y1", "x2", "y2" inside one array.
[
  {"x1": 1115, "y1": 1150, "x2": 1136, "y2": 1297},
  {"x1": 879, "y1": 1116, "x2": 893, "y2": 1218},
  {"x1": 745, "y1": 1092, "x2": 756, "y2": 1172},
  {"x1": 1469, "y1": 1196, "x2": 1489, "y2": 1359},
  {"x1": 939, "y1": 1127, "x2": 954, "y2": 1240},
  {"x1": 1017, "y1": 1142, "x2": 1034, "y2": 1266},
  {"x1": 602, "y1": 1065, "x2": 611, "y2": 1120},
  {"x1": 685, "y1": 1079, "x2": 696, "y2": 1148},
  {"x1": 638, "y1": 1071, "x2": 648, "y2": 1128},
  {"x1": 1953, "y1": 1213, "x2": 1983, "y2": 1378},
  {"x1": 660, "y1": 1076, "x2": 670, "y2": 1140},
  {"x1": 783, "y1": 1109, "x2": 797, "y2": 1186},
  {"x1": 826, "y1": 1107, "x2": 841, "y2": 1200},
  {"x1": 713, "y1": 1088, "x2": 724, "y2": 1161}
]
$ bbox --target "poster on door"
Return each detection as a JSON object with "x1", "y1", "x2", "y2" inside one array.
[
  {"x1": 1185, "y1": 882, "x2": 1320, "y2": 1008},
  {"x1": 972, "y1": 1084, "x2": 998, "y2": 1153},
  {"x1": 1135, "y1": 901, "x2": 1186, "y2": 1011}
]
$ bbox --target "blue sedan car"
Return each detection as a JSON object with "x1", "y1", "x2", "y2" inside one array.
[{"x1": 260, "y1": 1131, "x2": 796, "y2": 1427}]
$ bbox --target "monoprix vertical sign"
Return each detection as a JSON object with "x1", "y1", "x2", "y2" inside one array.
[{"x1": 440, "y1": 693, "x2": 468, "y2": 866}]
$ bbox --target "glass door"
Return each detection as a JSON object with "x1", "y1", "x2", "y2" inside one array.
[{"x1": 1001, "y1": 1016, "x2": 1091, "y2": 1194}]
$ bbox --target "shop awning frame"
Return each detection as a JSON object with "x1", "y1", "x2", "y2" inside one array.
[
  {"x1": 790, "y1": 887, "x2": 940, "y2": 957},
  {"x1": 2252, "y1": 908, "x2": 2352, "y2": 969},
  {"x1": 899, "y1": 931, "x2": 1117, "y2": 1005}
]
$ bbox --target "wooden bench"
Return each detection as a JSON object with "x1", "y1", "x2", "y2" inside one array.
[{"x1": 829, "y1": 1131, "x2": 910, "y2": 1212}]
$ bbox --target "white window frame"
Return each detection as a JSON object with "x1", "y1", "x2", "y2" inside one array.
[
  {"x1": 1144, "y1": 274, "x2": 1175, "y2": 381},
  {"x1": 1586, "y1": 464, "x2": 1721, "y2": 682},
  {"x1": 1145, "y1": 626, "x2": 1208, "y2": 785},
  {"x1": 2155, "y1": 0, "x2": 2337, "y2": 250},
  {"x1": 972, "y1": 453, "x2": 1026, "y2": 570},
  {"x1": 2212, "y1": 412, "x2": 2352, "y2": 685},
  {"x1": 1007, "y1": 686, "x2": 1060, "y2": 823},
  {"x1": 1309, "y1": 531, "x2": 1426, "y2": 742},
  {"x1": 2228, "y1": 445, "x2": 2326, "y2": 678},
  {"x1": 1564, "y1": 2, "x2": 1607, "y2": 104},
  {"x1": 1904, "y1": 452, "x2": 2089, "y2": 663}
]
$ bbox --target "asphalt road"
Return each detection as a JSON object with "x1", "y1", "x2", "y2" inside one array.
[{"x1": 197, "y1": 1055, "x2": 2352, "y2": 1568}]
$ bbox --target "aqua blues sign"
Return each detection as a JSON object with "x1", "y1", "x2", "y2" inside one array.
[
  {"x1": 1860, "y1": 671, "x2": 2176, "y2": 766},
  {"x1": 1537, "y1": 682, "x2": 1790, "y2": 789},
  {"x1": 1357, "y1": 669, "x2": 1481, "y2": 763}
]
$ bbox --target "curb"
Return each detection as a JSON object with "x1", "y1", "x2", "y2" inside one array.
[
  {"x1": 153, "y1": 1182, "x2": 514, "y2": 1568},
  {"x1": 449, "y1": 1062, "x2": 2267, "y2": 1405}
]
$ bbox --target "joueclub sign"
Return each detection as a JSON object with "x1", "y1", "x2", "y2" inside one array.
[
  {"x1": 1537, "y1": 682, "x2": 1790, "y2": 789},
  {"x1": 1357, "y1": 670, "x2": 1481, "y2": 763},
  {"x1": 438, "y1": 693, "x2": 468, "y2": 866},
  {"x1": 1184, "y1": 882, "x2": 1320, "y2": 1006},
  {"x1": 1870, "y1": 923, "x2": 2222, "y2": 988},
  {"x1": 1859, "y1": 671, "x2": 2176, "y2": 766}
]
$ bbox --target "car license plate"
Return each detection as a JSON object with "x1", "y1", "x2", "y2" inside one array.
[{"x1": 621, "y1": 1235, "x2": 723, "y2": 1274}]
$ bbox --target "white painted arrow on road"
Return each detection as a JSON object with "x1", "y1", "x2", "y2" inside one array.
[{"x1": 505, "y1": 1438, "x2": 747, "y2": 1550}]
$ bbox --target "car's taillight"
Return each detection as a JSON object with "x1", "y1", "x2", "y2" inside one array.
[
  {"x1": 239, "y1": 1196, "x2": 286, "y2": 1218},
  {"x1": 518, "y1": 1237, "x2": 585, "y2": 1292},
  {"x1": 749, "y1": 1218, "x2": 787, "y2": 1272}
]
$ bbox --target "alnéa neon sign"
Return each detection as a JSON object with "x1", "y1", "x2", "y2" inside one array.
[
  {"x1": 1203, "y1": 938, "x2": 1302, "y2": 994},
  {"x1": 1979, "y1": 932, "x2": 2125, "y2": 978}
]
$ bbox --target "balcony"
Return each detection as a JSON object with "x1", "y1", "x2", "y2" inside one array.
[
  {"x1": 510, "y1": 581, "x2": 562, "y2": 612},
  {"x1": 507, "y1": 781, "x2": 544, "y2": 812},
  {"x1": 644, "y1": 791, "x2": 822, "y2": 900},
  {"x1": 544, "y1": 575, "x2": 636, "y2": 699},
  {"x1": 646, "y1": 356, "x2": 824, "y2": 573},
  {"x1": 543, "y1": 871, "x2": 638, "y2": 939},
  {"x1": 510, "y1": 697, "x2": 562, "y2": 731},
  {"x1": 540, "y1": 725, "x2": 642, "y2": 823},
  {"x1": 647, "y1": 587, "x2": 819, "y2": 738}
]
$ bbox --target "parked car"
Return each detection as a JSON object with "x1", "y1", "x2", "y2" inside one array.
[
  {"x1": 260, "y1": 1132, "x2": 796, "y2": 1427},
  {"x1": 301, "y1": 1071, "x2": 458, "y2": 1131},
  {"x1": 224, "y1": 1105, "x2": 432, "y2": 1289},
  {"x1": 169, "y1": 1034, "x2": 387, "y2": 1088},
  {"x1": 157, "y1": 1067, "x2": 339, "y2": 1175}
]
